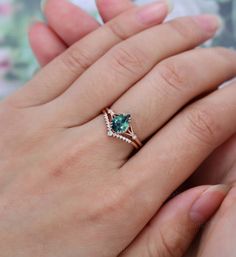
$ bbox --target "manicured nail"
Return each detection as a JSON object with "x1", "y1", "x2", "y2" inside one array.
[
  {"x1": 137, "y1": 0, "x2": 173, "y2": 25},
  {"x1": 193, "y1": 14, "x2": 223, "y2": 35},
  {"x1": 41, "y1": 0, "x2": 47, "y2": 11},
  {"x1": 190, "y1": 184, "x2": 230, "y2": 224}
]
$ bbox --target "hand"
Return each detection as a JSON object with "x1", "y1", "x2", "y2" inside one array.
[
  {"x1": 184, "y1": 104, "x2": 236, "y2": 257},
  {"x1": 2, "y1": 1, "x2": 236, "y2": 256},
  {"x1": 195, "y1": 187, "x2": 236, "y2": 257},
  {"x1": 29, "y1": 0, "x2": 236, "y2": 256},
  {"x1": 184, "y1": 186, "x2": 236, "y2": 257},
  {"x1": 31, "y1": 0, "x2": 236, "y2": 192}
]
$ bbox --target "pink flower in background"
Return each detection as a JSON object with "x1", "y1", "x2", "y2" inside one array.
[
  {"x1": 0, "y1": 48, "x2": 16, "y2": 99},
  {"x1": 0, "y1": 49, "x2": 12, "y2": 78},
  {"x1": 0, "y1": 2, "x2": 13, "y2": 16}
]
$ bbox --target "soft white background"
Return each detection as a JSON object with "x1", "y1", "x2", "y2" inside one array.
[{"x1": 71, "y1": 0, "x2": 219, "y2": 20}]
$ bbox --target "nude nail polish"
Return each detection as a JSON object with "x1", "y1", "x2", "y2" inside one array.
[
  {"x1": 193, "y1": 14, "x2": 223, "y2": 35},
  {"x1": 137, "y1": 0, "x2": 173, "y2": 25},
  {"x1": 190, "y1": 184, "x2": 230, "y2": 224}
]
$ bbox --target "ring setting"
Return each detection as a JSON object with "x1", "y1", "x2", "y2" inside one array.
[{"x1": 103, "y1": 108, "x2": 142, "y2": 149}]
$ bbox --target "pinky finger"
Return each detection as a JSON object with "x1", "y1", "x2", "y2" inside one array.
[
  {"x1": 29, "y1": 22, "x2": 66, "y2": 66},
  {"x1": 120, "y1": 185, "x2": 229, "y2": 257}
]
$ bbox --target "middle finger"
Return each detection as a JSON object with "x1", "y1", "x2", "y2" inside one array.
[
  {"x1": 49, "y1": 15, "x2": 221, "y2": 127},
  {"x1": 111, "y1": 47, "x2": 236, "y2": 145}
]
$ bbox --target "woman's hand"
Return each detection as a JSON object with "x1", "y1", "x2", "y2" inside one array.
[
  {"x1": 1, "y1": 1, "x2": 236, "y2": 256},
  {"x1": 28, "y1": 1, "x2": 236, "y2": 256},
  {"x1": 31, "y1": 0, "x2": 236, "y2": 191},
  {"x1": 182, "y1": 186, "x2": 236, "y2": 257}
]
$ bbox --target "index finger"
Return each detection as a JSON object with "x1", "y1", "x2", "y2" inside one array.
[{"x1": 9, "y1": 1, "x2": 171, "y2": 107}]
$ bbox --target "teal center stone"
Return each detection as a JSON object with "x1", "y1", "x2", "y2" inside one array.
[{"x1": 111, "y1": 114, "x2": 131, "y2": 134}]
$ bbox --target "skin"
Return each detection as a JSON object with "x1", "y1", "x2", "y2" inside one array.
[
  {"x1": 1, "y1": 0, "x2": 234, "y2": 256},
  {"x1": 30, "y1": 1, "x2": 236, "y2": 256},
  {"x1": 29, "y1": 0, "x2": 135, "y2": 66}
]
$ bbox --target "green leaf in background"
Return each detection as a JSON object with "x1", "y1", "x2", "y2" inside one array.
[{"x1": 0, "y1": 0, "x2": 235, "y2": 99}]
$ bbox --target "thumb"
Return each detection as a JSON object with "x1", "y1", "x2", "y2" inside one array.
[{"x1": 120, "y1": 185, "x2": 229, "y2": 257}]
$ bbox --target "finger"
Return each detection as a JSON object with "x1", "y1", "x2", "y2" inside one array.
[
  {"x1": 31, "y1": 0, "x2": 99, "y2": 66},
  {"x1": 107, "y1": 47, "x2": 236, "y2": 156},
  {"x1": 32, "y1": 0, "x2": 134, "y2": 66},
  {"x1": 122, "y1": 81, "x2": 236, "y2": 227},
  {"x1": 8, "y1": 1, "x2": 170, "y2": 107},
  {"x1": 96, "y1": 0, "x2": 134, "y2": 22},
  {"x1": 121, "y1": 185, "x2": 229, "y2": 257},
  {"x1": 42, "y1": 0, "x2": 100, "y2": 45},
  {"x1": 29, "y1": 22, "x2": 66, "y2": 66},
  {"x1": 48, "y1": 15, "x2": 221, "y2": 127},
  {"x1": 190, "y1": 134, "x2": 236, "y2": 186},
  {"x1": 196, "y1": 186, "x2": 236, "y2": 257}
]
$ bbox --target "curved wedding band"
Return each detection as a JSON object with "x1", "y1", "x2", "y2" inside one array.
[{"x1": 103, "y1": 108, "x2": 142, "y2": 149}]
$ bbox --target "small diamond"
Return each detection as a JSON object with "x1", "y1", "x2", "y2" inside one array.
[{"x1": 107, "y1": 131, "x2": 113, "y2": 137}]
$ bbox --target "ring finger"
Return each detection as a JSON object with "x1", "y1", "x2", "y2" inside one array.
[
  {"x1": 48, "y1": 15, "x2": 221, "y2": 127},
  {"x1": 104, "y1": 47, "x2": 236, "y2": 157}
]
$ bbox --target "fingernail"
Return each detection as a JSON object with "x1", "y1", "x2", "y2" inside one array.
[
  {"x1": 137, "y1": 0, "x2": 173, "y2": 25},
  {"x1": 193, "y1": 14, "x2": 223, "y2": 35},
  {"x1": 190, "y1": 184, "x2": 230, "y2": 224},
  {"x1": 41, "y1": 0, "x2": 47, "y2": 11}
]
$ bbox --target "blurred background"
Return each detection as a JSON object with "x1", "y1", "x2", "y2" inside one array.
[{"x1": 0, "y1": 0, "x2": 235, "y2": 99}]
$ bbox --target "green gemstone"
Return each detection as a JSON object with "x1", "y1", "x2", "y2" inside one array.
[{"x1": 111, "y1": 114, "x2": 130, "y2": 133}]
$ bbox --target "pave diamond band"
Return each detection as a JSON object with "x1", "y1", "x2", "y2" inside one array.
[{"x1": 103, "y1": 108, "x2": 142, "y2": 149}]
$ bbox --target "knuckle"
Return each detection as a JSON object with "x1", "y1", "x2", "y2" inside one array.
[
  {"x1": 48, "y1": 138, "x2": 91, "y2": 178},
  {"x1": 153, "y1": 226, "x2": 186, "y2": 257},
  {"x1": 167, "y1": 17, "x2": 203, "y2": 42},
  {"x1": 61, "y1": 45, "x2": 92, "y2": 74},
  {"x1": 106, "y1": 20, "x2": 128, "y2": 41},
  {"x1": 157, "y1": 59, "x2": 189, "y2": 91},
  {"x1": 185, "y1": 106, "x2": 219, "y2": 146},
  {"x1": 210, "y1": 47, "x2": 236, "y2": 67},
  {"x1": 88, "y1": 186, "x2": 128, "y2": 222},
  {"x1": 211, "y1": 46, "x2": 234, "y2": 58},
  {"x1": 111, "y1": 44, "x2": 145, "y2": 76}
]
